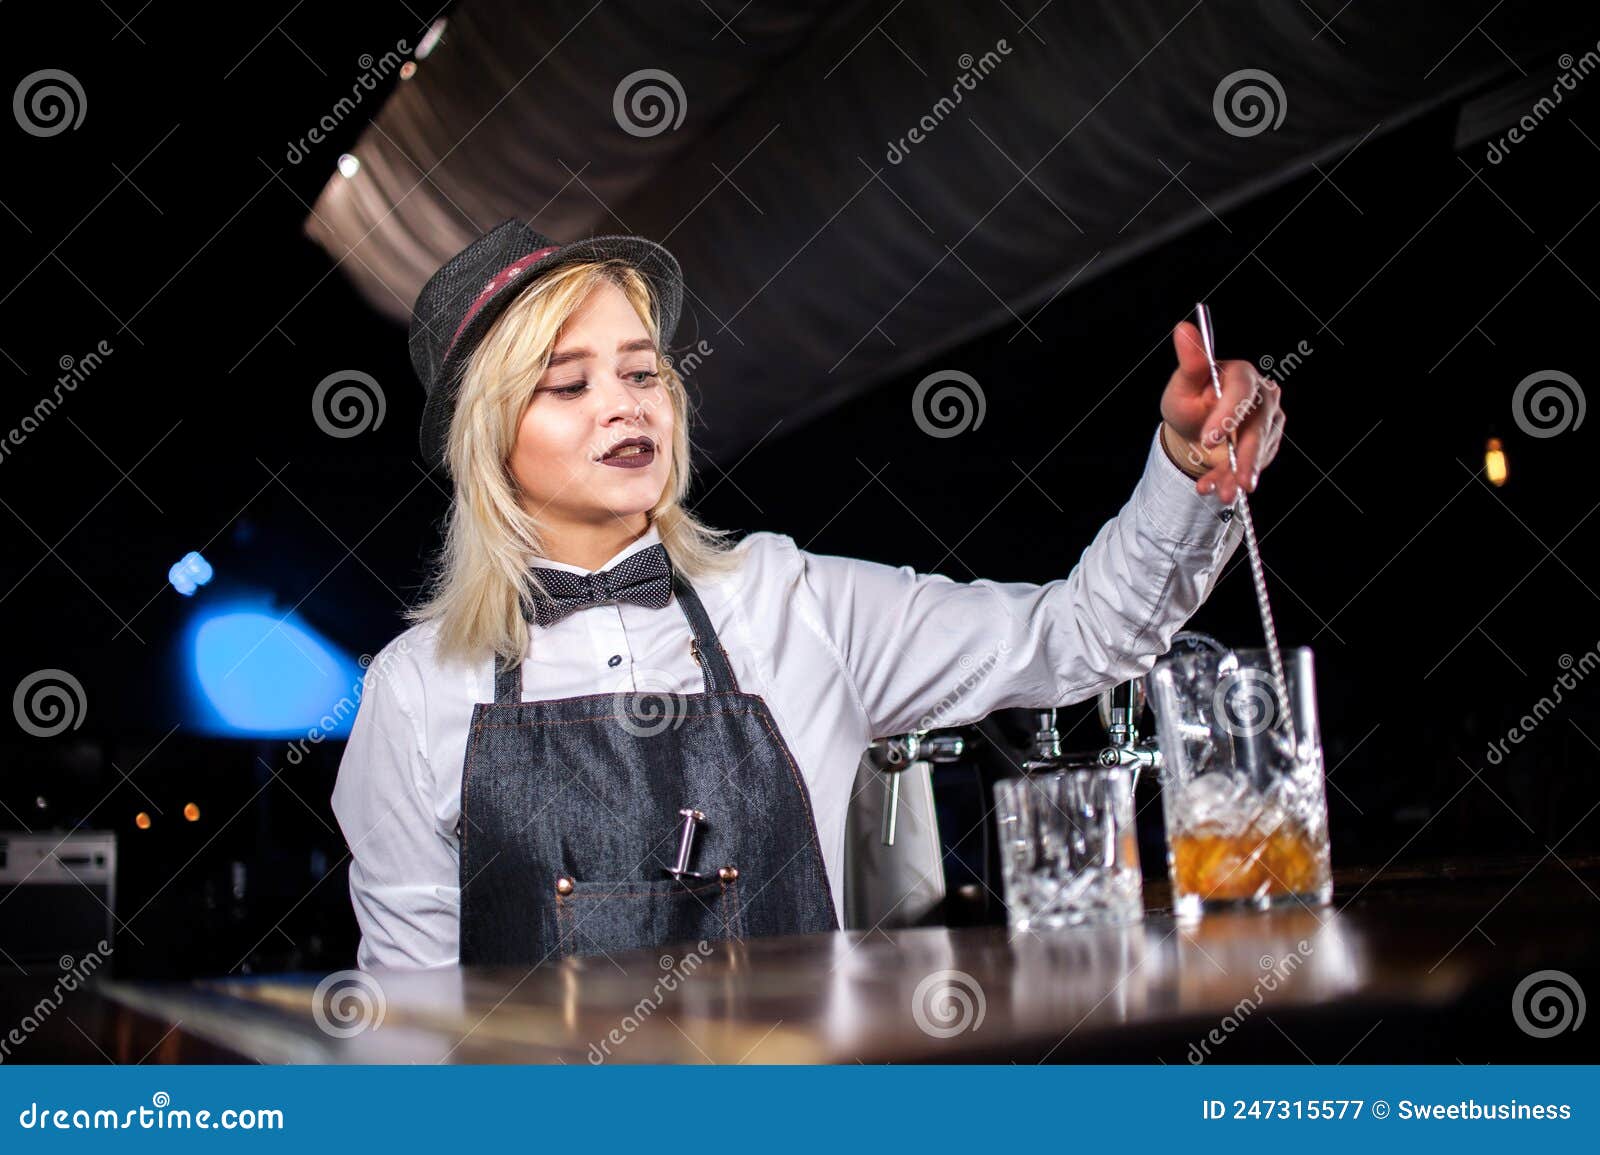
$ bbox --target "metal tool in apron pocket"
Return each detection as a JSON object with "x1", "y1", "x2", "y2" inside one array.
[{"x1": 550, "y1": 803, "x2": 745, "y2": 957}]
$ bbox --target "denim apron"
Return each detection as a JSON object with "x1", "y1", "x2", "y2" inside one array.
[{"x1": 457, "y1": 570, "x2": 840, "y2": 966}]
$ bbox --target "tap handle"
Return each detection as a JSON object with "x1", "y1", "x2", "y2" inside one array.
[
  {"x1": 881, "y1": 770, "x2": 902, "y2": 846},
  {"x1": 1097, "y1": 678, "x2": 1148, "y2": 745}
]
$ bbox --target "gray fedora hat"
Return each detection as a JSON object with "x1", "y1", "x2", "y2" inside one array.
[{"x1": 408, "y1": 218, "x2": 684, "y2": 472}]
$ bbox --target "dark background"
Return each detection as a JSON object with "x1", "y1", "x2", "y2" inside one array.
[{"x1": 2, "y1": 2, "x2": 1598, "y2": 979}]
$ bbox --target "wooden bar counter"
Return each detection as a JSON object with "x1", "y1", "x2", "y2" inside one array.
[{"x1": 18, "y1": 855, "x2": 1599, "y2": 1064}]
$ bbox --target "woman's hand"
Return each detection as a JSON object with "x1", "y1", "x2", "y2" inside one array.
[{"x1": 1159, "y1": 320, "x2": 1286, "y2": 504}]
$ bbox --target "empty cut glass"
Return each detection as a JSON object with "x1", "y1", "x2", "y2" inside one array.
[{"x1": 993, "y1": 767, "x2": 1144, "y2": 930}]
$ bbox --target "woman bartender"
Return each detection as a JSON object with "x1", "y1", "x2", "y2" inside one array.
[{"x1": 331, "y1": 219, "x2": 1282, "y2": 970}]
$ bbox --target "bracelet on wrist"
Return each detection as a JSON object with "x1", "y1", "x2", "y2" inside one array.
[{"x1": 1160, "y1": 423, "x2": 1209, "y2": 480}]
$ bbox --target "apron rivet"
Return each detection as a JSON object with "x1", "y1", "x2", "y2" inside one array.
[
  {"x1": 718, "y1": 866, "x2": 739, "y2": 882},
  {"x1": 555, "y1": 875, "x2": 575, "y2": 896}
]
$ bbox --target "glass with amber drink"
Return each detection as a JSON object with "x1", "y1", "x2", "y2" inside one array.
[{"x1": 1147, "y1": 646, "x2": 1331, "y2": 920}]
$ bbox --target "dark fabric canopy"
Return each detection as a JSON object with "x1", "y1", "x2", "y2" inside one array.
[{"x1": 306, "y1": 0, "x2": 1588, "y2": 460}]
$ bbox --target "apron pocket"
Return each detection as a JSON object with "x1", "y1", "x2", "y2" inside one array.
[{"x1": 554, "y1": 874, "x2": 745, "y2": 958}]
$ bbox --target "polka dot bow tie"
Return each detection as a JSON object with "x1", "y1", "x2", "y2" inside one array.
[{"x1": 527, "y1": 543, "x2": 674, "y2": 628}]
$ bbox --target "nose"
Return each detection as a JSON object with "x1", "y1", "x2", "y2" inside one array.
[{"x1": 595, "y1": 372, "x2": 648, "y2": 424}]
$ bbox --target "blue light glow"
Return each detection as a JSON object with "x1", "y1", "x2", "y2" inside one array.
[
  {"x1": 168, "y1": 551, "x2": 214, "y2": 596},
  {"x1": 187, "y1": 604, "x2": 364, "y2": 738}
]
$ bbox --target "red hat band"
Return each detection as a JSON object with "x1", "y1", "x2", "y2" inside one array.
[{"x1": 444, "y1": 245, "x2": 561, "y2": 358}]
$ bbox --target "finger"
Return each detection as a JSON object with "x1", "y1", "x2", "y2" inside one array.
[
  {"x1": 1204, "y1": 361, "x2": 1261, "y2": 448},
  {"x1": 1195, "y1": 461, "x2": 1229, "y2": 499},
  {"x1": 1259, "y1": 378, "x2": 1283, "y2": 433},
  {"x1": 1262, "y1": 408, "x2": 1286, "y2": 466},
  {"x1": 1214, "y1": 465, "x2": 1240, "y2": 505},
  {"x1": 1198, "y1": 453, "x2": 1251, "y2": 503},
  {"x1": 1234, "y1": 418, "x2": 1263, "y2": 491},
  {"x1": 1231, "y1": 389, "x2": 1275, "y2": 485},
  {"x1": 1171, "y1": 321, "x2": 1214, "y2": 391}
]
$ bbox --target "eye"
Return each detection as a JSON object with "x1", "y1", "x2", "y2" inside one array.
[
  {"x1": 626, "y1": 370, "x2": 660, "y2": 386},
  {"x1": 549, "y1": 382, "x2": 587, "y2": 398}
]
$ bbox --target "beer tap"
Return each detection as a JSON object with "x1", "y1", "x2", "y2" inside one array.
[
  {"x1": 1023, "y1": 672, "x2": 1170, "y2": 785},
  {"x1": 1077, "y1": 632, "x2": 1227, "y2": 784},
  {"x1": 1092, "y1": 678, "x2": 1162, "y2": 790},
  {"x1": 875, "y1": 729, "x2": 965, "y2": 845}
]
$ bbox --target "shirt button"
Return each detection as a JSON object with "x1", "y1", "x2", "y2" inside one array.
[{"x1": 608, "y1": 654, "x2": 622, "y2": 668}]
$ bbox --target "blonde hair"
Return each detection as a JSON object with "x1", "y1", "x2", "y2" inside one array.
[{"x1": 407, "y1": 259, "x2": 742, "y2": 669}]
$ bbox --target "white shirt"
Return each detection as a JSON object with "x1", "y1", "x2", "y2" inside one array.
[{"x1": 331, "y1": 424, "x2": 1244, "y2": 969}]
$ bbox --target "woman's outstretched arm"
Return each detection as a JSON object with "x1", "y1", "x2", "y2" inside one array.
[
  {"x1": 792, "y1": 422, "x2": 1248, "y2": 741},
  {"x1": 789, "y1": 319, "x2": 1286, "y2": 742}
]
